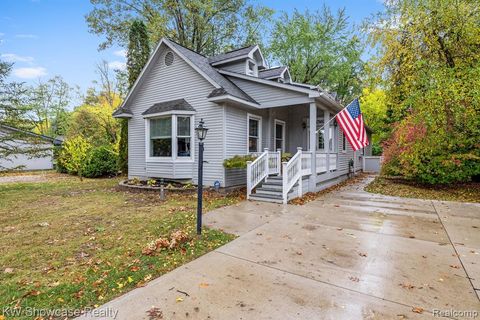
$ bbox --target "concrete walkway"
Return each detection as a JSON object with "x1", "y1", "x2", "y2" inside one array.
[{"x1": 81, "y1": 176, "x2": 479, "y2": 319}]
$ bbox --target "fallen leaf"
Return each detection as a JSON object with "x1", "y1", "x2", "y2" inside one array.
[
  {"x1": 358, "y1": 252, "x2": 367, "y2": 257},
  {"x1": 349, "y1": 276, "x2": 360, "y2": 282},
  {"x1": 130, "y1": 266, "x2": 140, "y2": 272},
  {"x1": 176, "y1": 297, "x2": 184, "y2": 302},
  {"x1": 399, "y1": 282, "x2": 415, "y2": 289},
  {"x1": 146, "y1": 306, "x2": 163, "y2": 319},
  {"x1": 450, "y1": 264, "x2": 460, "y2": 269},
  {"x1": 199, "y1": 282, "x2": 209, "y2": 288},
  {"x1": 412, "y1": 307, "x2": 424, "y2": 314}
]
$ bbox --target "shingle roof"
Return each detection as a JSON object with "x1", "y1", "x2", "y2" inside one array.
[
  {"x1": 258, "y1": 66, "x2": 288, "y2": 79},
  {"x1": 112, "y1": 106, "x2": 133, "y2": 117},
  {"x1": 167, "y1": 40, "x2": 257, "y2": 103},
  {"x1": 142, "y1": 99, "x2": 195, "y2": 116},
  {"x1": 208, "y1": 45, "x2": 256, "y2": 64}
]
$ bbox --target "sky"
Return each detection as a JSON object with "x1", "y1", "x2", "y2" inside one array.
[{"x1": 0, "y1": 0, "x2": 384, "y2": 102}]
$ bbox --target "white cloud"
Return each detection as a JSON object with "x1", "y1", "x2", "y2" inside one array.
[
  {"x1": 114, "y1": 49, "x2": 127, "y2": 58},
  {"x1": 1, "y1": 53, "x2": 34, "y2": 64},
  {"x1": 15, "y1": 34, "x2": 38, "y2": 39},
  {"x1": 108, "y1": 60, "x2": 126, "y2": 70},
  {"x1": 12, "y1": 66, "x2": 47, "y2": 79}
]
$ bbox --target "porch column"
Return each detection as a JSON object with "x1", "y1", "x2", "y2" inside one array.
[
  {"x1": 324, "y1": 110, "x2": 331, "y2": 178},
  {"x1": 309, "y1": 102, "x2": 317, "y2": 192},
  {"x1": 267, "y1": 108, "x2": 273, "y2": 150}
]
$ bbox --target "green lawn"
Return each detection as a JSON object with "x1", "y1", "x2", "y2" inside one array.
[
  {"x1": 0, "y1": 173, "x2": 242, "y2": 319},
  {"x1": 365, "y1": 176, "x2": 480, "y2": 203}
]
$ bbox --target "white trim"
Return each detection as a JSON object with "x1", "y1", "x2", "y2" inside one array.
[
  {"x1": 260, "y1": 97, "x2": 313, "y2": 108},
  {"x1": 245, "y1": 58, "x2": 258, "y2": 77},
  {"x1": 247, "y1": 113, "x2": 262, "y2": 153},
  {"x1": 143, "y1": 110, "x2": 195, "y2": 118},
  {"x1": 219, "y1": 69, "x2": 320, "y2": 95},
  {"x1": 113, "y1": 113, "x2": 133, "y2": 118},
  {"x1": 208, "y1": 94, "x2": 259, "y2": 108},
  {"x1": 145, "y1": 114, "x2": 195, "y2": 163},
  {"x1": 274, "y1": 119, "x2": 286, "y2": 152},
  {"x1": 114, "y1": 38, "x2": 221, "y2": 116}
]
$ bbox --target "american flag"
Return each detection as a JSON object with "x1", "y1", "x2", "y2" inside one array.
[{"x1": 336, "y1": 98, "x2": 369, "y2": 151}]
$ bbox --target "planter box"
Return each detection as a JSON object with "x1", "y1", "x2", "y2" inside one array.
[{"x1": 224, "y1": 168, "x2": 247, "y2": 187}]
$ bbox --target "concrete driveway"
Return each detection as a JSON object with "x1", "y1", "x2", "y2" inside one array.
[{"x1": 81, "y1": 176, "x2": 479, "y2": 319}]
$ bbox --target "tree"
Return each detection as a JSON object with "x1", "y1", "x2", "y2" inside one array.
[
  {"x1": 27, "y1": 76, "x2": 72, "y2": 137},
  {"x1": 268, "y1": 7, "x2": 364, "y2": 103},
  {"x1": 369, "y1": 0, "x2": 480, "y2": 183},
  {"x1": 127, "y1": 20, "x2": 151, "y2": 88},
  {"x1": 67, "y1": 95, "x2": 121, "y2": 147},
  {"x1": 359, "y1": 88, "x2": 387, "y2": 155},
  {"x1": 86, "y1": 0, "x2": 273, "y2": 55},
  {"x1": 0, "y1": 60, "x2": 51, "y2": 170}
]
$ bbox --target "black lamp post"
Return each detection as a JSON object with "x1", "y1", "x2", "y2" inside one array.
[{"x1": 195, "y1": 119, "x2": 208, "y2": 235}]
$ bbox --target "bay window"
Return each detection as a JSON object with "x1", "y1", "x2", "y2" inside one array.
[{"x1": 146, "y1": 114, "x2": 194, "y2": 161}]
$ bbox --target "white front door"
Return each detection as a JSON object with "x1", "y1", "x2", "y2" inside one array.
[{"x1": 274, "y1": 119, "x2": 286, "y2": 152}]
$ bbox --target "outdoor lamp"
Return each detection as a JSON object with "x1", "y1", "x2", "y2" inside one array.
[
  {"x1": 195, "y1": 119, "x2": 208, "y2": 235},
  {"x1": 195, "y1": 119, "x2": 208, "y2": 141}
]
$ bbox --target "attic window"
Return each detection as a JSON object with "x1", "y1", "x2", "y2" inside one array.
[{"x1": 164, "y1": 51, "x2": 174, "y2": 66}]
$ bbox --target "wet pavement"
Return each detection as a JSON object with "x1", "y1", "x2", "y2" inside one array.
[{"x1": 80, "y1": 176, "x2": 479, "y2": 319}]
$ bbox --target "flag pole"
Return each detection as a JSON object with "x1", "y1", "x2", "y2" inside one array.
[{"x1": 315, "y1": 97, "x2": 359, "y2": 134}]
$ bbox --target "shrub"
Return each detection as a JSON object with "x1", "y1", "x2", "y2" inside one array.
[
  {"x1": 57, "y1": 136, "x2": 92, "y2": 178},
  {"x1": 223, "y1": 155, "x2": 257, "y2": 169},
  {"x1": 382, "y1": 117, "x2": 480, "y2": 184},
  {"x1": 82, "y1": 146, "x2": 119, "y2": 178}
]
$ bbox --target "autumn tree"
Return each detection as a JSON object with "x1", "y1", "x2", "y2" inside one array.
[
  {"x1": 269, "y1": 7, "x2": 364, "y2": 103},
  {"x1": 369, "y1": 0, "x2": 480, "y2": 183},
  {"x1": 86, "y1": 0, "x2": 273, "y2": 55}
]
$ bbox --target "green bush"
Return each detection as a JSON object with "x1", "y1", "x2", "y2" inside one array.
[
  {"x1": 223, "y1": 155, "x2": 257, "y2": 169},
  {"x1": 57, "y1": 136, "x2": 92, "y2": 177},
  {"x1": 83, "y1": 146, "x2": 119, "y2": 178}
]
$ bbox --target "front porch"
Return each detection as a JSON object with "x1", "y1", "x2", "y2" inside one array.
[{"x1": 246, "y1": 102, "x2": 356, "y2": 203}]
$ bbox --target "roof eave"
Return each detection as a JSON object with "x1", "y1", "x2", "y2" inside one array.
[{"x1": 208, "y1": 94, "x2": 260, "y2": 109}]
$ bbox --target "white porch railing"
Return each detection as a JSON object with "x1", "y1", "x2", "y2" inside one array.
[
  {"x1": 246, "y1": 149, "x2": 281, "y2": 199},
  {"x1": 301, "y1": 151, "x2": 312, "y2": 175},
  {"x1": 268, "y1": 150, "x2": 281, "y2": 175},
  {"x1": 247, "y1": 149, "x2": 337, "y2": 203},
  {"x1": 282, "y1": 148, "x2": 303, "y2": 204},
  {"x1": 246, "y1": 150, "x2": 268, "y2": 199},
  {"x1": 315, "y1": 152, "x2": 337, "y2": 173}
]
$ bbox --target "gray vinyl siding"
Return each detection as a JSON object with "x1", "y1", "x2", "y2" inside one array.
[
  {"x1": 225, "y1": 105, "x2": 268, "y2": 156},
  {"x1": 126, "y1": 43, "x2": 225, "y2": 186},
  {"x1": 218, "y1": 61, "x2": 246, "y2": 74},
  {"x1": 229, "y1": 78, "x2": 306, "y2": 104}
]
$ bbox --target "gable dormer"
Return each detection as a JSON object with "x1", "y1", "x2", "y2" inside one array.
[
  {"x1": 258, "y1": 66, "x2": 292, "y2": 83},
  {"x1": 209, "y1": 45, "x2": 266, "y2": 77}
]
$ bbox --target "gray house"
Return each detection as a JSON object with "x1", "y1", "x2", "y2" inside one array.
[{"x1": 113, "y1": 38, "x2": 371, "y2": 203}]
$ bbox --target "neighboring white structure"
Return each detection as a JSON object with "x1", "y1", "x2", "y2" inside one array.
[
  {"x1": 0, "y1": 125, "x2": 62, "y2": 171},
  {"x1": 113, "y1": 38, "x2": 372, "y2": 203}
]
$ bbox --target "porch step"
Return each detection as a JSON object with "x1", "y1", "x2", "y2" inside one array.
[
  {"x1": 249, "y1": 175, "x2": 298, "y2": 203},
  {"x1": 249, "y1": 193, "x2": 284, "y2": 203}
]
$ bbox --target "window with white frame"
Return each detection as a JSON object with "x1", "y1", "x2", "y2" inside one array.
[
  {"x1": 248, "y1": 114, "x2": 261, "y2": 153},
  {"x1": 150, "y1": 117, "x2": 172, "y2": 157},
  {"x1": 176, "y1": 116, "x2": 191, "y2": 157},
  {"x1": 147, "y1": 114, "x2": 193, "y2": 160}
]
